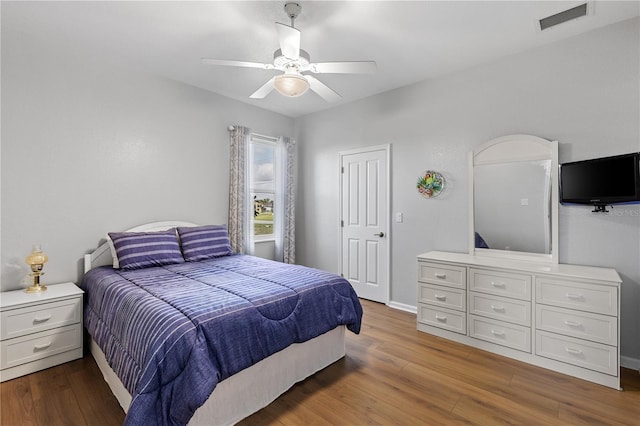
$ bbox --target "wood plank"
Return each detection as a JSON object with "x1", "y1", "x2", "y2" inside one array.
[
  {"x1": 620, "y1": 367, "x2": 640, "y2": 391},
  {"x1": 0, "y1": 375, "x2": 37, "y2": 426},
  {"x1": 63, "y1": 357, "x2": 125, "y2": 425},
  {"x1": 510, "y1": 369, "x2": 640, "y2": 424},
  {"x1": 557, "y1": 403, "x2": 630, "y2": 426},
  {"x1": 452, "y1": 394, "x2": 564, "y2": 426},
  {"x1": 28, "y1": 365, "x2": 87, "y2": 426}
]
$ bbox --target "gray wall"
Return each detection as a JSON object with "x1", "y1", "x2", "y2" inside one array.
[
  {"x1": 1, "y1": 20, "x2": 293, "y2": 289},
  {"x1": 294, "y1": 18, "x2": 640, "y2": 363},
  {"x1": 2, "y1": 8, "x2": 638, "y2": 365}
]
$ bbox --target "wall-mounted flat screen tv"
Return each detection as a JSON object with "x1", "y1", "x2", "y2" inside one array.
[{"x1": 560, "y1": 152, "x2": 640, "y2": 210}]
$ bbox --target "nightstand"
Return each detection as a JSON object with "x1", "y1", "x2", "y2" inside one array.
[{"x1": 0, "y1": 282, "x2": 84, "y2": 382}]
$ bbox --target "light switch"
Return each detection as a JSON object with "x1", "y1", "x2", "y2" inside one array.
[
  {"x1": 521, "y1": 198, "x2": 529, "y2": 206},
  {"x1": 396, "y1": 212, "x2": 403, "y2": 223}
]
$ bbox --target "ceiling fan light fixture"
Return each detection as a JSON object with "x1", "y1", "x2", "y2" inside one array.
[{"x1": 273, "y1": 73, "x2": 309, "y2": 97}]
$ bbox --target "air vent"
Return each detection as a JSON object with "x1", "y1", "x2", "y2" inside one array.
[{"x1": 539, "y1": 3, "x2": 590, "y2": 31}]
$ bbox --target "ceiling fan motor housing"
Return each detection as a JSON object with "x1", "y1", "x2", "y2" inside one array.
[{"x1": 273, "y1": 48, "x2": 310, "y2": 69}]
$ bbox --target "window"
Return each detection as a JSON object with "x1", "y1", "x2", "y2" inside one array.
[{"x1": 249, "y1": 134, "x2": 278, "y2": 241}]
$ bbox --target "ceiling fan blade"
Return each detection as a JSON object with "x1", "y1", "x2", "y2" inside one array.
[
  {"x1": 201, "y1": 58, "x2": 275, "y2": 70},
  {"x1": 307, "y1": 61, "x2": 377, "y2": 74},
  {"x1": 305, "y1": 75, "x2": 341, "y2": 103},
  {"x1": 275, "y1": 23, "x2": 300, "y2": 60},
  {"x1": 250, "y1": 77, "x2": 276, "y2": 99}
]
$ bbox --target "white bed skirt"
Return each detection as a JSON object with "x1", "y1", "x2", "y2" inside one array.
[{"x1": 90, "y1": 326, "x2": 346, "y2": 425}]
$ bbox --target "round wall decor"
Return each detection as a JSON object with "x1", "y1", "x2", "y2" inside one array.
[{"x1": 417, "y1": 170, "x2": 445, "y2": 198}]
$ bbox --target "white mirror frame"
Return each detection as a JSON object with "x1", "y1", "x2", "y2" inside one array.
[{"x1": 469, "y1": 134, "x2": 559, "y2": 264}]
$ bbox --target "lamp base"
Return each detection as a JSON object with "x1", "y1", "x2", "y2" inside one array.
[{"x1": 26, "y1": 284, "x2": 47, "y2": 293}]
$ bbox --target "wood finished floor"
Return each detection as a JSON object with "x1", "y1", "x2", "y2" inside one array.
[{"x1": 2, "y1": 299, "x2": 639, "y2": 425}]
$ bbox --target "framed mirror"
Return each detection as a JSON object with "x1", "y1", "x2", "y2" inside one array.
[{"x1": 469, "y1": 134, "x2": 558, "y2": 263}]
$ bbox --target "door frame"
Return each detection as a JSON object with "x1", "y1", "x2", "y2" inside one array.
[{"x1": 338, "y1": 144, "x2": 391, "y2": 305}]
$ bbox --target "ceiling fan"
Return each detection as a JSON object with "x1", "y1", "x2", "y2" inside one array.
[{"x1": 201, "y1": 2, "x2": 377, "y2": 102}]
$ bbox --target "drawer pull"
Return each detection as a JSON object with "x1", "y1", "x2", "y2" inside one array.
[
  {"x1": 33, "y1": 314, "x2": 52, "y2": 323},
  {"x1": 565, "y1": 347, "x2": 583, "y2": 355},
  {"x1": 434, "y1": 294, "x2": 447, "y2": 301},
  {"x1": 490, "y1": 329, "x2": 505, "y2": 337},
  {"x1": 491, "y1": 282, "x2": 506, "y2": 288},
  {"x1": 564, "y1": 320, "x2": 582, "y2": 327},
  {"x1": 34, "y1": 341, "x2": 52, "y2": 351},
  {"x1": 435, "y1": 315, "x2": 447, "y2": 322},
  {"x1": 434, "y1": 273, "x2": 447, "y2": 279},
  {"x1": 565, "y1": 293, "x2": 584, "y2": 300},
  {"x1": 490, "y1": 304, "x2": 505, "y2": 312}
]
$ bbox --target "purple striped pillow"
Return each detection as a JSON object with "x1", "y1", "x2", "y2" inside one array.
[
  {"x1": 108, "y1": 229, "x2": 184, "y2": 270},
  {"x1": 177, "y1": 225, "x2": 232, "y2": 261}
]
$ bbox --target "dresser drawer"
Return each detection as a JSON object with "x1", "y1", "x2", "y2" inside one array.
[
  {"x1": 418, "y1": 304, "x2": 466, "y2": 334},
  {"x1": 536, "y1": 305, "x2": 617, "y2": 346},
  {"x1": 469, "y1": 292, "x2": 531, "y2": 326},
  {"x1": 1, "y1": 324, "x2": 82, "y2": 370},
  {"x1": 536, "y1": 331, "x2": 617, "y2": 376},
  {"x1": 418, "y1": 262, "x2": 466, "y2": 289},
  {"x1": 418, "y1": 284, "x2": 466, "y2": 311},
  {"x1": 536, "y1": 278, "x2": 617, "y2": 316},
  {"x1": 1, "y1": 297, "x2": 82, "y2": 340},
  {"x1": 469, "y1": 315, "x2": 531, "y2": 352},
  {"x1": 469, "y1": 269, "x2": 531, "y2": 301}
]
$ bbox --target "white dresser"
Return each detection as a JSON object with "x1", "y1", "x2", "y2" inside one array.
[
  {"x1": 0, "y1": 282, "x2": 84, "y2": 382},
  {"x1": 417, "y1": 251, "x2": 621, "y2": 389}
]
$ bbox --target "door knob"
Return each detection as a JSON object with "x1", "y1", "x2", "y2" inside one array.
[{"x1": 373, "y1": 232, "x2": 385, "y2": 237}]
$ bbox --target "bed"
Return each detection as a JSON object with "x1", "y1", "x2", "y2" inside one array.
[{"x1": 81, "y1": 221, "x2": 363, "y2": 426}]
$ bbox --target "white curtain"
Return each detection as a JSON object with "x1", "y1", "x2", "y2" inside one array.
[
  {"x1": 228, "y1": 126, "x2": 253, "y2": 254},
  {"x1": 275, "y1": 136, "x2": 296, "y2": 264}
]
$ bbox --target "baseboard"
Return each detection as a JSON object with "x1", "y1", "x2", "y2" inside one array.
[
  {"x1": 388, "y1": 301, "x2": 417, "y2": 314},
  {"x1": 621, "y1": 355, "x2": 640, "y2": 371}
]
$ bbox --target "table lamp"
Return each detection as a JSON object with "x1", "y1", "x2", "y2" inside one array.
[{"x1": 25, "y1": 244, "x2": 48, "y2": 293}]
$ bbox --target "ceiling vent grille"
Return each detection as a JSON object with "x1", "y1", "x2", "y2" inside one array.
[{"x1": 539, "y1": 3, "x2": 590, "y2": 31}]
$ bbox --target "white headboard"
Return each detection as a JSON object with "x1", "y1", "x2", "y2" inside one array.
[{"x1": 83, "y1": 221, "x2": 198, "y2": 273}]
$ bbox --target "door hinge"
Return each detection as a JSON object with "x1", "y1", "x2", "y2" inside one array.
[
  {"x1": 341, "y1": 220, "x2": 344, "y2": 227},
  {"x1": 341, "y1": 166, "x2": 344, "y2": 173}
]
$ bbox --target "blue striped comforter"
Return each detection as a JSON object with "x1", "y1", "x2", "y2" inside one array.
[{"x1": 81, "y1": 254, "x2": 362, "y2": 426}]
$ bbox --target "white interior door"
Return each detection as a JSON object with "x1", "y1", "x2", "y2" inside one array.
[{"x1": 340, "y1": 146, "x2": 389, "y2": 303}]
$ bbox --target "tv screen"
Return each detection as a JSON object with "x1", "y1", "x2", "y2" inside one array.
[{"x1": 560, "y1": 152, "x2": 640, "y2": 207}]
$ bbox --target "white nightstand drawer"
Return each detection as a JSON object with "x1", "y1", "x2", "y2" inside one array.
[
  {"x1": 469, "y1": 292, "x2": 531, "y2": 326},
  {"x1": 418, "y1": 304, "x2": 466, "y2": 334},
  {"x1": 470, "y1": 269, "x2": 531, "y2": 300},
  {"x1": 469, "y1": 315, "x2": 531, "y2": 352},
  {"x1": 418, "y1": 284, "x2": 466, "y2": 311},
  {"x1": 418, "y1": 262, "x2": 466, "y2": 289},
  {"x1": 536, "y1": 278, "x2": 618, "y2": 315},
  {"x1": 536, "y1": 305, "x2": 617, "y2": 346},
  {"x1": 536, "y1": 331, "x2": 617, "y2": 376},
  {"x1": 1, "y1": 324, "x2": 82, "y2": 370},
  {"x1": 1, "y1": 298, "x2": 82, "y2": 340}
]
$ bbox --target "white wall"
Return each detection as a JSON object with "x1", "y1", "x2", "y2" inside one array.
[
  {"x1": 1, "y1": 22, "x2": 293, "y2": 289},
  {"x1": 294, "y1": 19, "x2": 640, "y2": 363}
]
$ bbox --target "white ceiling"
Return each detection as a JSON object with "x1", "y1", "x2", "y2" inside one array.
[{"x1": 4, "y1": 1, "x2": 639, "y2": 118}]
